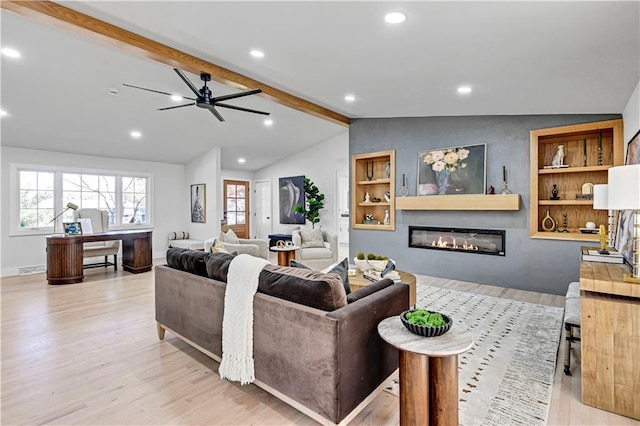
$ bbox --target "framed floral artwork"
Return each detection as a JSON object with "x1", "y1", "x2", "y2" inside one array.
[
  {"x1": 417, "y1": 144, "x2": 487, "y2": 195},
  {"x1": 191, "y1": 183, "x2": 206, "y2": 223},
  {"x1": 614, "y1": 129, "x2": 640, "y2": 265}
]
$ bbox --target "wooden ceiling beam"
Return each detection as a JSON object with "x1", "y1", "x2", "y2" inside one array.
[{"x1": 1, "y1": 0, "x2": 350, "y2": 127}]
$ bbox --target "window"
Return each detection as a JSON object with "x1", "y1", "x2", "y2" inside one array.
[
  {"x1": 12, "y1": 164, "x2": 152, "y2": 235},
  {"x1": 19, "y1": 170, "x2": 55, "y2": 228},
  {"x1": 226, "y1": 183, "x2": 246, "y2": 225}
]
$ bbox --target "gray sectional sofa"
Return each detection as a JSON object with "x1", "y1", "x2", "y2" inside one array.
[{"x1": 155, "y1": 248, "x2": 410, "y2": 425}]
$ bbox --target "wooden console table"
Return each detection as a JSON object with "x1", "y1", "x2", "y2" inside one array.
[
  {"x1": 46, "y1": 230, "x2": 153, "y2": 284},
  {"x1": 378, "y1": 317, "x2": 473, "y2": 426},
  {"x1": 580, "y1": 259, "x2": 640, "y2": 420}
]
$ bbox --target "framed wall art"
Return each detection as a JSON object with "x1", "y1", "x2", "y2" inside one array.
[
  {"x1": 614, "y1": 129, "x2": 640, "y2": 265},
  {"x1": 279, "y1": 175, "x2": 305, "y2": 224},
  {"x1": 191, "y1": 183, "x2": 206, "y2": 223},
  {"x1": 417, "y1": 144, "x2": 486, "y2": 195}
]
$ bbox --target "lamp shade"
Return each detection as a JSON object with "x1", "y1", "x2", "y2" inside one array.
[
  {"x1": 593, "y1": 184, "x2": 609, "y2": 210},
  {"x1": 608, "y1": 165, "x2": 640, "y2": 210}
]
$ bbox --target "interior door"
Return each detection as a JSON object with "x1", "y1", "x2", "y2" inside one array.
[
  {"x1": 336, "y1": 172, "x2": 350, "y2": 245},
  {"x1": 253, "y1": 179, "x2": 272, "y2": 239},
  {"x1": 222, "y1": 180, "x2": 249, "y2": 239}
]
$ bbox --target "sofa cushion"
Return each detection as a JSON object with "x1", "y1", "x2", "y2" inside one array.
[
  {"x1": 290, "y1": 257, "x2": 351, "y2": 295},
  {"x1": 258, "y1": 264, "x2": 347, "y2": 311},
  {"x1": 166, "y1": 247, "x2": 209, "y2": 277},
  {"x1": 205, "y1": 251, "x2": 236, "y2": 282},
  {"x1": 299, "y1": 247, "x2": 333, "y2": 260},
  {"x1": 218, "y1": 229, "x2": 240, "y2": 244},
  {"x1": 346, "y1": 278, "x2": 394, "y2": 304},
  {"x1": 299, "y1": 227, "x2": 325, "y2": 248}
]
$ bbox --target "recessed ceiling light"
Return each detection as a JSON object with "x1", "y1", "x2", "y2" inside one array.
[
  {"x1": 264, "y1": 119, "x2": 273, "y2": 126},
  {"x1": 344, "y1": 94, "x2": 356, "y2": 102},
  {"x1": 250, "y1": 50, "x2": 265, "y2": 58},
  {"x1": 130, "y1": 131, "x2": 142, "y2": 138},
  {"x1": 171, "y1": 95, "x2": 183, "y2": 102},
  {"x1": 238, "y1": 158, "x2": 246, "y2": 164},
  {"x1": 457, "y1": 86, "x2": 472, "y2": 94},
  {"x1": 0, "y1": 110, "x2": 8, "y2": 116},
  {"x1": 1, "y1": 48, "x2": 21, "y2": 58},
  {"x1": 385, "y1": 12, "x2": 406, "y2": 24}
]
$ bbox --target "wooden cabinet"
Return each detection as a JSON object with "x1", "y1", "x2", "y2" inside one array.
[
  {"x1": 580, "y1": 259, "x2": 640, "y2": 420},
  {"x1": 530, "y1": 119, "x2": 623, "y2": 241},
  {"x1": 352, "y1": 150, "x2": 395, "y2": 230}
]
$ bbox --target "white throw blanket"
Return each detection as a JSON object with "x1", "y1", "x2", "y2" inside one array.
[{"x1": 218, "y1": 254, "x2": 270, "y2": 385}]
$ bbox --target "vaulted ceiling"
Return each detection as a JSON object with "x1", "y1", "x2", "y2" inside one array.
[{"x1": 1, "y1": 1, "x2": 638, "y2": 171}]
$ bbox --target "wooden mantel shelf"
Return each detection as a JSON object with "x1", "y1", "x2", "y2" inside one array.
[{"x1": 396, "y1": 194, "x2": 520, "y2": 211}]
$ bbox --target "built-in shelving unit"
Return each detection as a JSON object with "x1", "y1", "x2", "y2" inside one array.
[
  {"x1": 530, "y1": 119, "x2": 624, "y2": 241},
  {"x1": 352, "y1": 150, "x2": 395, "y2": 230},
  {"x1": 396, "y1": 194, "x2": 520, "y2": 211}
]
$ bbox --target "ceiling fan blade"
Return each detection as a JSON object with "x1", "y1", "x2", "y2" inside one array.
[
  {"x1": 158, "y1": 103, "x2": 195, "y2": 111},
  {"x1": 208, "y1": 107, "x2": 225, "y2": 122},
  {"x1": 212, "y1": 88, "x2": 262, "y2": 103},
  {"x1": 215, "y1": 102, "x2": 271, "y2": 116},
  {"x1": 174, "y1": 68, "x2": 201, "y2": 98},
  {"x1": 122, "y1": 83, "x2": 196, "y2": 101}
]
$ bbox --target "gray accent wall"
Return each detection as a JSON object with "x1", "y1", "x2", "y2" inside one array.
[{"x1": 349, "y1": 114, "x2": 621, "y2": 295}]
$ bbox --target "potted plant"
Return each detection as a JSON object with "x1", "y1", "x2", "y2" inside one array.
[{"x1": 293, "y1": 178, "x2": 325, "y2": 228}]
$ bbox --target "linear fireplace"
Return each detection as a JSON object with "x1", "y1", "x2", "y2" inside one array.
[{"x1": 409, "y1": 226, "x2": 505, "y2": 256}]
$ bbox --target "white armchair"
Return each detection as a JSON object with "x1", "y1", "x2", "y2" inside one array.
[
  {"x1": 204, "y1": 231, "x2": 268, "y2": 259},
  {"x1": 291, "y1": 228, "x2": 338, "y2": 270},
  {"x1": 73, "y1": 209, "x2": 119, "y2": 271}
]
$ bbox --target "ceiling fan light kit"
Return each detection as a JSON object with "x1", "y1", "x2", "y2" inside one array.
[{"x1": 122, "y1": 68, "x2": 270, "y2": 122}]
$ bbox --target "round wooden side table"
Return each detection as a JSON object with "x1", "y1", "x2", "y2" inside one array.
[
  {"x1": 378, "y1": 316, "x2": 473, "y2": 426},
  {"x1": 269, "y1": 245, "x2": 299, "y2": 266}
]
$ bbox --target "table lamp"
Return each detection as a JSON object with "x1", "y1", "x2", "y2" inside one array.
[
  {"x1": 608, "y1": 165, "x2": 640, "y2": 283},
  {"x1": 593, "y1": 184, "x2": 615, "y2": 248},
  {"x1": 50, "y1": 202, "x2": 78, "y2": 233}
]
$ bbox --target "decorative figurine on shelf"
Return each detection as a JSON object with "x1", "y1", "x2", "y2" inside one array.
[
  {"x1": 366, "y1": 161, "x2": 374, "y2": 181},
  {"x1": 383, "y1": 210, "x2": 390, "y2": 225},
  {"x1": 561, "y1": 212, "x2": 568, "y2": 232},
  {"x1": 488, "y1": 185, "x2": 495, "y2": 195},
  {"x1": 364, "y1": 192, "x2": 371, "y2": 203},
  {"x1": 363, "y1": 213, "x2": 379, "y2": 225},
  {"x1": 552, "y1": 145, "x2": 565, "y2": 167},
  {"x1": 550, "y1": 184, "x2": 560, "y2": 200},
  {"x1": 499, "y1": 165, "x2": 512, "y2": 194},
  {"x1": 541, "y1": 209, "x2": 556, "y2": 232},
  {"x1": 399, "y1": 173, "x2": 409, "y2": 197},
  {"x1": 384, "y1": 191, "x2": 391, "y2": 202},
  {"x1": 598, "y1": 224, "x2": 609, "y2": 254}
]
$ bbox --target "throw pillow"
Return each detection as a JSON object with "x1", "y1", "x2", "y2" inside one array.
[
  {"x1": 290, "y1": 257, "x2": 351, "y2": 295},
  {"x1": 299, "y1": 227, "x2": 324, "y2": 248},
  {"x1": 258, "y1": 264, "x2": 347, "y2": 311},
  {"x1": 209, "y1": 239, "x2": 229, "y2": 254},
  {"x1": 218, "y1": 228, "x2": 240, "y2": 244},
  {"x1": 166, "y1": 247, "x2": 209, "y2": 277}
]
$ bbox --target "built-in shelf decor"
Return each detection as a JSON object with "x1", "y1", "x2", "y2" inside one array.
[
  {"x1": 529, "y1": 119, "x2": 623, "y2": 242},
  {"x1": 396, "y1": 194, "x2": 520, "y2": 211}
]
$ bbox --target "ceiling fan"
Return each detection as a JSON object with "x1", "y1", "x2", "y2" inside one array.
[{"x1": 123, "y1": 68, "x2": 270, "y2": 122}]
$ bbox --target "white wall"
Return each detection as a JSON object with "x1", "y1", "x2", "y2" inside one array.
[
  {"x1": 623, "y1": 79, "x2": 640, "y2": 145},
  {"x1": 253, "y1": 131, "x2": 349, "y2": 236},
  {"x1": 1, "y1": 146, "x2": 184, "y2": 277},
  {"x1": 185, "y1": 147, "x2": 222, "y2": 241}
]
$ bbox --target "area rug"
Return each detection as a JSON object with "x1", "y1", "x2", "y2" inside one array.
[{"x1": 385, "y1": 278, "x2": 564, "y2": 426}]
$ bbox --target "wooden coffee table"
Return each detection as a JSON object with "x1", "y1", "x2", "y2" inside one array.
[{"x1": 350, "y1": 270, "x2": 416, "y2": 307}]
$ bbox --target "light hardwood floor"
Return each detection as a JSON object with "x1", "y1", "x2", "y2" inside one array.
[{"x1": 1, "y1": 260, "x2": 637, "y2": 425}]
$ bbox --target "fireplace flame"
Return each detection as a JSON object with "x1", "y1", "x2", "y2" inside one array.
[{"x1": 431, "y1": 236, "x2": 478, "y2": 251}]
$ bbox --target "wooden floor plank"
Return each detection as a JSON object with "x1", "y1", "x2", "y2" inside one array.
[{"x1": 1, "y1": 259, "x2": 637, "y2": 425}]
